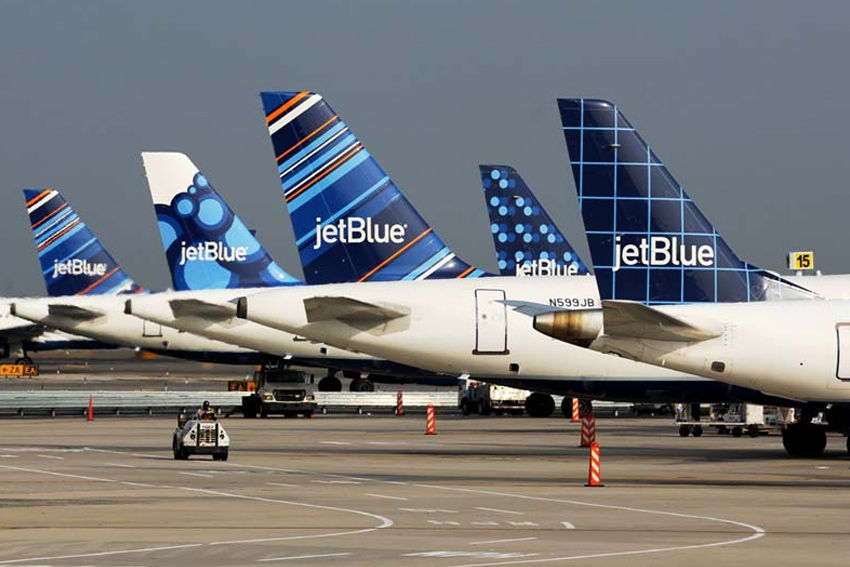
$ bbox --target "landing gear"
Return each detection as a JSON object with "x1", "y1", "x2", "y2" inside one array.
[
  {"x1": 782, "y1": 422, "x2": 827, "y2": 457},
  {"x1": 318, "y1": 375, "x2": 342, "y2": 392},
  {"x1": 579, "y1": 399, "x2": 593, "y2": 417},
  {"x1": 525, "y1": 393, "x2": 555, "y2": 418},
  {"x1": 349, "y1": 377, "x2": 375, "y2": 392}
]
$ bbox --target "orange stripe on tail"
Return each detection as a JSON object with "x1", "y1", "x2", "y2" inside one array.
[{"x1": 359, "y1": 228, "x2": 434, "y2": 282}]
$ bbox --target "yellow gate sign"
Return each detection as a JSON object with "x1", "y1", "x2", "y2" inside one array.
[
  {"x1": 787, "y1": 251, "x2": 814, "y2": 271},
  {"x1": 0, "y1": 364, "x2": 39, "y2": 377}
]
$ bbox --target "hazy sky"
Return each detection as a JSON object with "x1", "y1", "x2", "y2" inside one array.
[{"x1": 1, "y1": 1, "x2": 848, "y2": 295}]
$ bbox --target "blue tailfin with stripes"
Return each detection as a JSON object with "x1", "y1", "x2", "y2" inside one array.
[
  {"x1": 142, "y1": 152, "x2": 301, "y2": 291},
  {"x1": 558, "y1": 99, "x2": 814, "y2": 303},
  {"x1": 260, "y1": 91, "x2": 487, "y2": 284},
  {"x1": 23, "y1": 189, "x2": 145, "y2": 296},
  {"x1": 480, "y1": 165, "x2": 589, "y2": 277}
]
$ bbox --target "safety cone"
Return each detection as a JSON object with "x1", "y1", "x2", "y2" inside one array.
[
  {"x1": 396, "y1": 390, "x2": 404, "y2": 416},
  {"x1": 586, "y1": 441, "x2": 604, "y2": 487},
  {"x1": 571, "y1": 398, "x2": 580, "y2": 422},
  {"x1": 425, "y1": 403, "x2": 437, "y2": 435},
  {"x1": 87, "y1": 394, "x2": 93, "y2": 422},
  {"x1": 580, "y1": 414, "x2": 596, "y2": 447}
]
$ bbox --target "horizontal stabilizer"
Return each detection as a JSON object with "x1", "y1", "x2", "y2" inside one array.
[
  {"x1": 169, "y1": 298, "x2": 236, "y2": 320},
  {"x1": 47, "y1": 304, "x2": 104, "y2": 321},
  {"x1": 304, "y1": 296, "x2": 408, "y2": 325},
  {"x1": 602, "y1": 300, "x2": 720, "y2": 342},
  {"x1": 500, "y1": 299, "x2": 561, "y2": 317}
]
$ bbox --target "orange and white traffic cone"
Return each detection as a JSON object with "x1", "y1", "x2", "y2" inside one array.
[
  {"x1": 571, "y1": 398, "x2": 580, "y2": 422},
  {"x1": 87, "y1": 394, "x2": 94, "y2": 422},
  {"x1": 425, "y1": 403, "x2": 437, "y2": 435},
  {"x1": 580, "y1": 414, "x2": 596, "y2": 447},
  {"x1": 396, "y1": 390, "x2": 404, "y2": 416},
  {"x1": 586, "y1": 441, "x2": 603, "y2": 487}
]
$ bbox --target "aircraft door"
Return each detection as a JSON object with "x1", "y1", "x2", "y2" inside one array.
[
  {"x1": 473, "y1": 289, "x2": 508, "y2": 355},
  {"x1": 835, "y1": 324, "x2": 850, "y2": 382},
  {"x1": 142, "y1": 319, "x2": 163, "y2": 338}
]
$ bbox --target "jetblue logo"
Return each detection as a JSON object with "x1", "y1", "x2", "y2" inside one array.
[
  {"x1": 179, "y1": 241, "x2": 249, "y2": 266},
  {"x1": 313, "y1": 217, "x2": 407, "y2": 250},
  {"x1": 613, "y1": 236, "x2": 714, "y2": 272},
  {"x1": 516, "y1": 258, "x2": 579, "y2": 277},
  {"x1": 52, "y1": 259, "x2": 107, "y2": 279}
]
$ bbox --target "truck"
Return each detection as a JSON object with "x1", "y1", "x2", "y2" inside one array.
[
  {"x1": 459, "y1": 381, "x2": 530, "y2": 416},
  {"x1": 241, "y1": 367, "x2": 317, "y2": 418}
]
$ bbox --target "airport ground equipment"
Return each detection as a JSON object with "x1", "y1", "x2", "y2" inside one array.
[
  {"x1": 675, "y1": 403, "x2": 777, "y2": 437},
  {"x1": 241, "y1": 367, "x2": 317, "y2": 418},
  {"x1": 460, "y1": 381, "x2": 529, "y2": 416},
  {"x1": 173, "y1": 413, "x2": 229, "y2": 460}
]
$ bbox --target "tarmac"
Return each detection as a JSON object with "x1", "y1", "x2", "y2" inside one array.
[{"x1": 2, "y1": 414, "x2": 850, "y2": 566}]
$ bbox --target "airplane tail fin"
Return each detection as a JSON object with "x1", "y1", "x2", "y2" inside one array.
[
  {"x1": 557, "y1": 98, "x2": 814, "y2": 303},
  {"x1": 141, "y1": 152, "x2": 301, "y2": 291},
  {"x1": 23, "y1": 189, "x2": 145, "y2": 296},
  {"x1": 260, "y1": 91, "x2": 486, "y2": 283},
  {"x1": 480, "y1": 165, "x2": 589, "y2": 277}
]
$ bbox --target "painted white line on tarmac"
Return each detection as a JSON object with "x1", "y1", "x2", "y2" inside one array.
[
  {"x1": 121, "y1": 481, "x2": 155, "y2": 488},
  {"x1": 319, "y1": 441, "x2": 351, "y2": 445},
  {"x1": 310, "y1": 479, "x2": 360, "y2": 484},
  {"x1": 406, "y1": 485, "x2": 766, "y2": 567},
  {"x1": 257, "y1": 552, "x2": 352, "y2": 562},
  {"x1": 470, "y1": 537, "x2": 538, "y2": 546},
  {"x1": 75, "y1": 447, "x2": 766, "y2": 565},
  {"x1": 561, "y1": 521, "x2": 575, "y2": 529},
  {"x1": 364, "y1": 493, "x2": 408, "y2": 501},
  {"x1": 475, "y1": 506, "x2": 523, "y2": 515},
  {"x1": 0, "y1": 455, "x2": 18, "y2": 458},
  {"x1": 178, "y1": 472, "x2": 214, "y2": 479},
  {"x1": 0, "y1": 464, "x2": 394, "y2": 565},
  {"x1": 36, "y1": 455, "x2": 63, "y2": 460},
  {"x1": 105, "y1": 462, "x2": 136, "y2": 468},
  {"x1": 266, "y1": 482, "x2": 298, "y2": 488},
  {"x1": 399, "y1": 508, "x2": 458, "y2": 514}
]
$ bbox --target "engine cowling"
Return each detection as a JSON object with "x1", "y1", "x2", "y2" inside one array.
[{"x1": 532, "y1": 309, "x2": 603, "y2": 347}]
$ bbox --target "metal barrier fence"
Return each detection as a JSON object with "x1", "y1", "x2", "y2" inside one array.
[{"x1": 0, "y1": 390, "x2": 460, "y2": 416}]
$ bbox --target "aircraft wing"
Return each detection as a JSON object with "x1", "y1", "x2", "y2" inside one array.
[
  {"x1": 303, "y1": 296, "x2": 409, "y2": 325},
  {"x1": 602, "y1": 300, "x2": 721, "y2": 342},
  {"x1": 46, "y1": 304, "x2": 104, "y2": 321},
  {"x1": 169, "y1": 298, "x2": 237, "y2": 320}
]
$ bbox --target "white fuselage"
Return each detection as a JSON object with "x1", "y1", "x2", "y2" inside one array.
[
  {"x1": 590, "y1": 298, "x2": 850, "y2": 403},
  {"x1": 12, "y1": 295, "x2": 253, "y2": 354},
  {"x1": 232, "y1": 275, "x2": 702, "y2": 385}
]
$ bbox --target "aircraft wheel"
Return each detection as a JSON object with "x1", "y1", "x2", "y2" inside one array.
[
  {"x1": 525, "y1": 393, "x2": 555, "y2": 418},
  {"x1": 349, "y1": 378, "x2": 375, "y2": 392},
  {"x1": 15, "y1": 357, "x2": 33, "y2": 365},
  {"x1": 692, "y1": 424, "x2": 703, "y2": 437},
  {"x1": 578, "y1": 399, "x2": 593, "y2": 417},
  {"x1": 783, "y1": 423, "x2": 827, "y2": 457},
  {"x1": 318, "y1": 376, "x2": 342, "y2": 392},
  {"x1": 678, "y1": 425, "x2": 691, "y2": 437}
]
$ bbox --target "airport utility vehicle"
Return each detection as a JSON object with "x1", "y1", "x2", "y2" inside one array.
[{"x1": 172, "y1": 413, "x2": 230, "y2": 461}]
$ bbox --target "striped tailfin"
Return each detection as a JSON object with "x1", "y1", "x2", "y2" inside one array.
[
  {"x1": 260, "y1": 91, "x2": 488, "y2": 284},
  {"x1": 23, "y1": 189, "x2": 145, "y2": 296}
]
